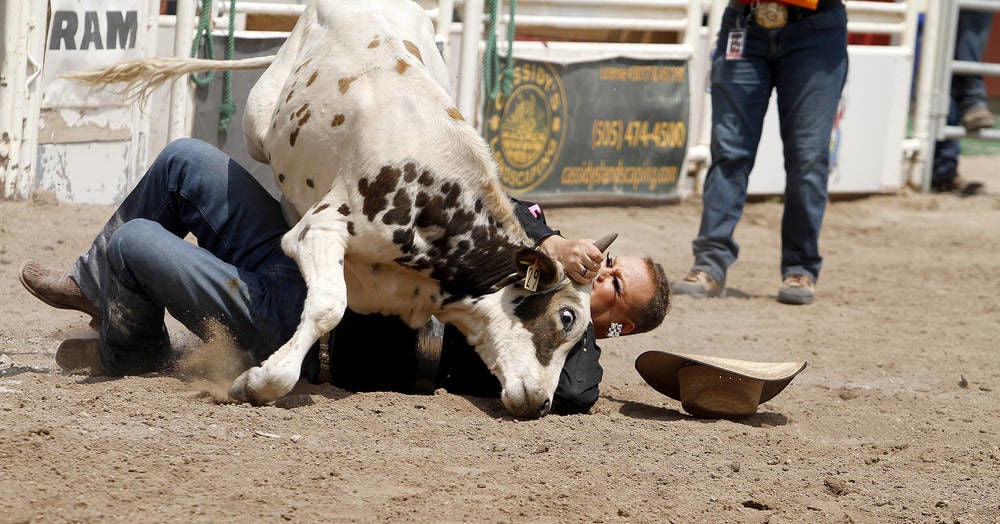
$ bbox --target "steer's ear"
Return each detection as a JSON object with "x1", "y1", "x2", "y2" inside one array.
[{"x1": 515, "y1": 248, "x2": 563, "y2": 290}]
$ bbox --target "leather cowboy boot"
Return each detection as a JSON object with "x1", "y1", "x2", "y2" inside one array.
[
  {"x1": 19, "y1": 261, "x2": 103, "y2": 329},
  {"x1": 55, "y1": 338, "x2": 103, "y2": 374}
]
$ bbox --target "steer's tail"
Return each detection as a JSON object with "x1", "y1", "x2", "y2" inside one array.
[{"x1": 64, "y1": 55, "x2": 276, "y2": 105}]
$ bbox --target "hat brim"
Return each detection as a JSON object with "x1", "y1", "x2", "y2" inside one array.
[{"x1": 635, "y1": 350, "x2": 807, "y2": 405}]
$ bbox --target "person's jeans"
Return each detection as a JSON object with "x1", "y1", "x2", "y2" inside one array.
[
  {"x1": 691, "y1": 5, "x2": 848, "y2": 285},
  {"x1": 73, "y1": 138, "x2": 307, "y2": 375},
  {"x1": 934, "y1": 10, "x2": 994, "y2": 184}
]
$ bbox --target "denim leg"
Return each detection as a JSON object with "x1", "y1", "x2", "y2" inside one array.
[
  {"x1": 933, "y1": 96, "x2": 962, "y2": 184},
  {"x1": 692, "y1": 10, "x2": 774, "y2": 284},
  {"x1": 773, "y1": 7, "x2": 848, "y2": 282},
  {"x1": 73, "y1": 138, "x2": 292, "y2": 305},
  {"x1": 952, "y1": 11, "x2": 994, "y2": 114},
  {"x1": 72, "y1": 138, "x2": 306, "y2": 374}
]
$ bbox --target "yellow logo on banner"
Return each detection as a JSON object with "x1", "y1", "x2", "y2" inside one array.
[{"x1": 488, "y1": 62, "x2": 567, "y2": 193}]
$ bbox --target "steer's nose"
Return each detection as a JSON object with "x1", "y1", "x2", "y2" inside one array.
[{"x1": 539, "y1": 398, "x2": 551, "y2": 417}]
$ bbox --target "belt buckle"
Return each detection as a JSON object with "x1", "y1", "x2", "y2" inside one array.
[{"x1": 755, "y1": 2, "x2": 788, "y2": 29}]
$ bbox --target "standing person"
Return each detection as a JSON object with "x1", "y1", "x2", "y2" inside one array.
[
  {"x1": 673, "y1": 0, "x2": 848, "y2": 305},
  {"x1": 20, "y1": 138, "x2": 671, "y2": 415},
  {"x1": 932, "y1": 10, "x2": 994, "y2": 195}
]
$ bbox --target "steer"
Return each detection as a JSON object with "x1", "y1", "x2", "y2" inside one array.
[{"x1": 69, "y1": 0, "x2": 612, "y2": 418}]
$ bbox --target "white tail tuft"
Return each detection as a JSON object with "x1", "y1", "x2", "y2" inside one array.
[{"x1": 62, "y1": 55, "x2": 276, "y2": 106}]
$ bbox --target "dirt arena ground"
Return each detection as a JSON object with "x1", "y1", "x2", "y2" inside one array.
[{"x1": 1, "y1": 158, "x2": 998, "y2": 523}]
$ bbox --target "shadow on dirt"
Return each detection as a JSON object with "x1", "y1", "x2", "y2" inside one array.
[{"x1": 615, "y1": 397, "x2": 790, "y2": 427}]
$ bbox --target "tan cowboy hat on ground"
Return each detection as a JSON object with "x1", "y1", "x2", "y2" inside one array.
[{"x1": 634, "y1": 351, "x2": 808, "y2": 418}]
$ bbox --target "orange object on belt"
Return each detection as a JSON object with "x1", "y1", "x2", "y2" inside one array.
[
  {"x1": 783, "y1": 0, "x2": 819, "y2": 8},
  {"x1": 736, "y1": 0, "x2": 820, "y2": 9}
]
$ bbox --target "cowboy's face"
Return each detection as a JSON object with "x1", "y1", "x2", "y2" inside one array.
[{"x1": 590, "y1": 254, "x2": 654, "y2": 339}]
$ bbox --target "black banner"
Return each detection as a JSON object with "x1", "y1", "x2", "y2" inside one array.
[{"x1": 484, "y1": 57, "x2": 689, "y2": 201}]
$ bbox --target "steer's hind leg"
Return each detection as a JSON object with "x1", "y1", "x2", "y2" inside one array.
[{"x1": 230, "y1": 221, "x2": 348, "y2": 404}]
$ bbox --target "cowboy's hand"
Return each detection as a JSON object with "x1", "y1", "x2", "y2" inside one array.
[{"x1": 539, "y1": 235, "x2": 603, "y2": 284}]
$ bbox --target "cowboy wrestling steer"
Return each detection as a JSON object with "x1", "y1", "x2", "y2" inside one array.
[{"x1": 203, "y1": 0, "x2": 607, "y2": 418}]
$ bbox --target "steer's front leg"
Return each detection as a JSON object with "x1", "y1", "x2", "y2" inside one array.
[{"x1": 230, "y1": 222, "x2": 348, "y2": 404}]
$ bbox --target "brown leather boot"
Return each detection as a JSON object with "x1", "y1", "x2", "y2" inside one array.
[
  {"x1": 55, "y1": 338, "x2": 104, "y2": 374},
  {"x1": 20, "y1": 261, "x2": 102, "y2": 329}
]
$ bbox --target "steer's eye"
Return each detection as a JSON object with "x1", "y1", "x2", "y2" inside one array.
[{"x1": 559, "y1": 307, "x2": 576, "y2": 332}]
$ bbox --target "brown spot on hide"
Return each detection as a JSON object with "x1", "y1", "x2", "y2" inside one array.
[
  {"x1": 347, "y1": 221, "x2": 356, "y2": 236},
  {"x1": 298, "y1": 111, "x2": 311, "y2": 126},
  {"x1": 471, "y1": 225, "x2": 491, "y2": 243},
  {"x1": 290, "y1": 128, "x2": 300, "y2": 146},
  {"x1": 296, "y1": 103, "x2": 310, "y2": 117},
  {"x1": 313, "y1": 203, "x2": 330, "y2": 214},
  {"x1": 418, "y1": 170, "x2": 434, "y2": 186},
  {"x1": 514, "y1": 289, "x2": 562, "y2": 365},
  {"x1": 447, "y1": 107, "x2": 464, "y2": 121},
  {"x1": 412, "y1": 287, "x2": 420, "y2": 298},
  {"x1": 337, "y1": 204, "x2": 350, "y2": 216},
  {"x1": 294, "y1": 59, "x2": 312, "y2": 74},
  {"x1": 297, "y1": 225, "x2": 310, "y2": 242},
  {"x1": 278, "y1": 173, "x2": 286, "y2": 183},
  {"x1": 307, "y1": 70, "x2": 319, "y2": 86},
  {"x1": 358, "y1": 166, "x2": 401, "y2": 221},
  {"x1": 442, "y1": 183, "x2": 462, "y2": 208},
  {"x1": 383, "y1": 188, "x2": 412, "y2": 225},
  {"x1": 475, "y1": 199, "x2": 483, "y2": 213},
  {"x1": 368, "y1": 37, "x2": 381, "y2": 48},
  {"x1": 286, "y1": 90, "x2": 295, "y2": 102},
  {"x1": 306, "y1": 178, "x2": 315, "y2": 188},
  {"x1": 331, "y1": 114, "x2": 346, "y2": 127},
  {"x1": 339, "y1": 76, "x2": 357, "y2": 94},
  {"x1": 403, "y1": 40, "x2": 423, "y2": 64},
  {"x1": 415, "y1": 195, "x2": 445, "y2": 229},
  {"x1": 448, "y1": 209, "x2": 475, "y2": 235},
  {"x1": 403, "y1": 163, "x2": 418, "y2": 183},
  {"x1": 396, "y1": 59, "x2": 410, "y2": 75},
  {"x1": 393, "y1": 227, "x2": 415, "y2": 253}
]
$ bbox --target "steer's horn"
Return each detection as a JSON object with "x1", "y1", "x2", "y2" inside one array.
[{"x1": 593, "y1": 232, "x2": 618, "y2": 253}]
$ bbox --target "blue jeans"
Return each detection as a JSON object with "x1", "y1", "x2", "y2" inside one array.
[
  {"x1": 691, "y1": 5, "x2": 848, "y2": 284},
  {"x1": 72, "y1": 138, "x2": 307, "y2": 375},
  {"x1": 933, "y1": 11, "x2": 994, "y2": 184}
]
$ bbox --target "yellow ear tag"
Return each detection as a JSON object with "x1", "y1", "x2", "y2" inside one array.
[{"x1": 524, "y1": 262, "x2": 540, "y2": 292}]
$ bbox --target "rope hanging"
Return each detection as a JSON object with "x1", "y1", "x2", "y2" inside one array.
[
  {"x1": 218, "y1": 0, "x2": 237, "y2": 132},
  {"x1": 189, "y1": 0, "x2": 216, "y2": 86},
  {"x1": 189, "y1": 0, "x2": 238, "y2": 133},
  {"x1": 484, "y1": 0, "x2": 517, "y2": 102}
]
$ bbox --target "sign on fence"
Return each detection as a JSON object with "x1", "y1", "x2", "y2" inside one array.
[
  {"x1": 484, "y1": 57, "x2": 689, "y2": 201},
  {"x1": 42, "y1": 0, "x2": 148, "y2": 107}
]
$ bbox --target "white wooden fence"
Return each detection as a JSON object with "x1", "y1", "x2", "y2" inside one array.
[{"x1": 0, "y1": 0, "x2": 977, "y2": 203}]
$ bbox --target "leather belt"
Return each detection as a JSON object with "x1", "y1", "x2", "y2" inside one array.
[{"x1": 728, "y1": 0, "x2": 841, "y2": 28}]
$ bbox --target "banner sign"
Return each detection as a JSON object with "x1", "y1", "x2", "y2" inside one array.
[
  {"x1": 484, "y1": 57, "x2": 689, "y2": 200},
  {"x1": 42, "y1": 0, "x2": 148, "y2": 108}
]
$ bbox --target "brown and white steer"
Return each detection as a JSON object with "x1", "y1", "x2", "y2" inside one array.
[{"x1": 71, "y1": 0, "x2": 611, "y2": 418}]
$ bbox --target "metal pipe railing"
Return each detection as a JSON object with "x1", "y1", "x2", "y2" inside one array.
[{"x1": 916, "y1": 0, "x2": 1000, "y2": 191}]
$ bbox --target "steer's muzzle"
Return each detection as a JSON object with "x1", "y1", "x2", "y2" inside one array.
[{"x1": 501, "y1": 385, "x2": 553, "y2": 419}]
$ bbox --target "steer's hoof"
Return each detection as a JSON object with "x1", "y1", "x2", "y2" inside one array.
[
  {"x1": 229, "y1": 367, "x2": 268, "y2": 406},
  {"x1": 229, "y1": 366, "x2": 296, "y2": 406}
]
